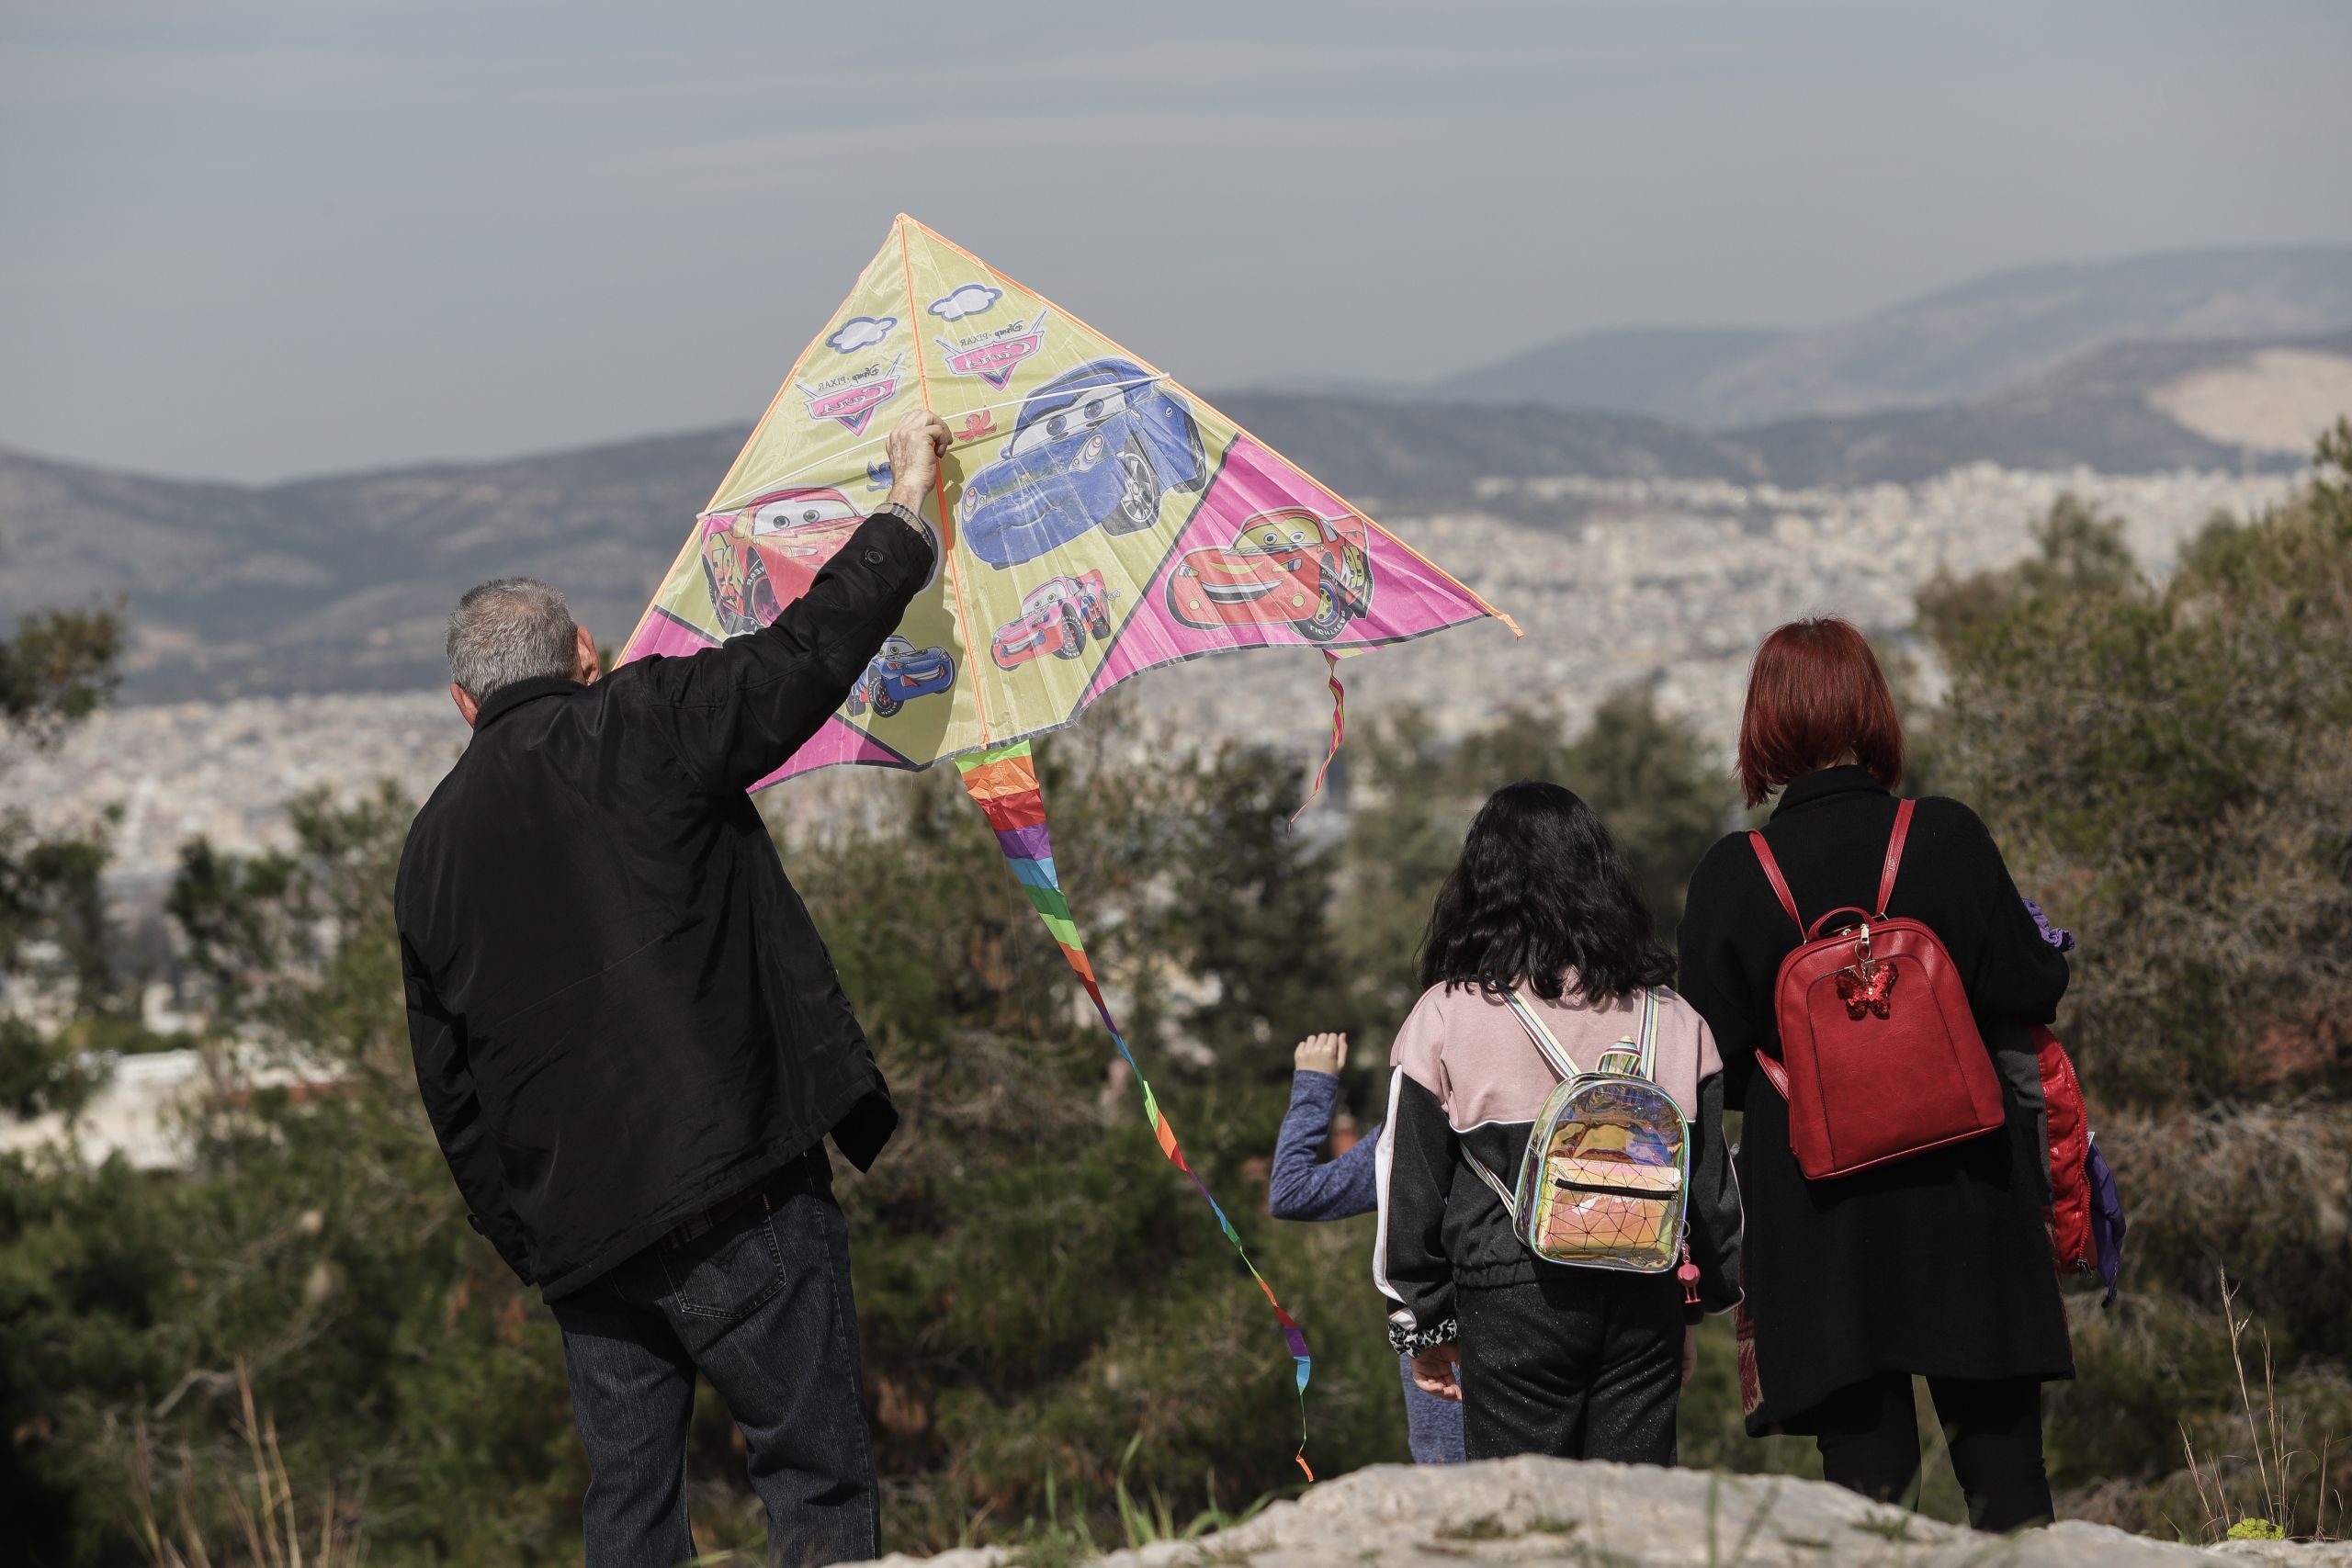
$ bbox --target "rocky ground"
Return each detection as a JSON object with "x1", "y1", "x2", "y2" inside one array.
[{"x1": 868, "y1": 1460, "x2": 2347, "y2": 1568}]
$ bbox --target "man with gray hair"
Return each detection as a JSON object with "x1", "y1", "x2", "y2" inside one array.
[
  {"x1": 396, "y1": 407, "x2": 951, "y2": 1568},
  {"x1": 442, "y1": 576, "x2": 596, "y2": 713}
]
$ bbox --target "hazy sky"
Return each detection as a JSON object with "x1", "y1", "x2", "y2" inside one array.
[{"x1": 5, "y1": 1, "x2": 2347, "y2": 482}]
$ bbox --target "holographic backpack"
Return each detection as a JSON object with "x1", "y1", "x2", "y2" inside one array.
[{"x1": 1463, "y1": 987, "x2": 1691, "y2": 1276}]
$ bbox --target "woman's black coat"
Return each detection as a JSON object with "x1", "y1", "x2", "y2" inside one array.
[{"x1": 1676, "y1": 765, "x2": 2074, "y2": 1434}]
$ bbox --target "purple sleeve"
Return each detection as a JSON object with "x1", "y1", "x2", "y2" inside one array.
[
  {"x1": 1269, "y1": 1071, "x2": 1379, "y2": 1221},
  {"x1": 2023, "y1": 897, "x2": 2075, "y2": 953}
]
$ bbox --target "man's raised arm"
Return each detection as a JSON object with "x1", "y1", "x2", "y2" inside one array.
[{"x1": 635, "y1": 408, "x2": 952, "y2": 795}]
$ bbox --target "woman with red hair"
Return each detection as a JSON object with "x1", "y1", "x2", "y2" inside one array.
[{"x1": 1677, "y1": 618, "x2": 2072, "y2": 1532}]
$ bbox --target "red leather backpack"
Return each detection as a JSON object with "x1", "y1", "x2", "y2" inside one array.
[{"x1": 1747, "y1": 800, "x2": 2008, "y2": 1179}]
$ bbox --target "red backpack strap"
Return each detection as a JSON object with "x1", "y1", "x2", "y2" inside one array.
[
  {"x1": 1746, "y1": 831, "x2": 1805, "y2": 937},
  {"x1": 1875, "y1": 799, "x2": 1915, "y2": 917}
]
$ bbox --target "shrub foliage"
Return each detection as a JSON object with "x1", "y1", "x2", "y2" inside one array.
[{"x1": 4, "y1": 426, "x2": 2347, "y2": 1558}]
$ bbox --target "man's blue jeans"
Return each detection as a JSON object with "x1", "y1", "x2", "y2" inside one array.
[{"x1": 548, "y1": 1152, "x2": 876, "y2": 1568}]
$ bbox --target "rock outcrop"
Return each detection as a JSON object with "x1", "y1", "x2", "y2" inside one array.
[{"x1": 866, "y1": 1459, "x2": 2352, "y2": 1568}]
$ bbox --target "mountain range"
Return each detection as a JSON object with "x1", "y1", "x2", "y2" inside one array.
[
  {"x1": 1424, "y1": 246, "x2": 2352, "y2": 423},
  {"x1": 2, "y1": 248, "x2": 2346, "y2": 705}
]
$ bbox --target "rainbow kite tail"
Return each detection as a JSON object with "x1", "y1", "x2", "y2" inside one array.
[
  {"x1": 1286, "y1": 651, "x2": 1348, "y2": 831},
  {"x1": 955, "y1": 740, "x2": 1314, "y2": 1481}
]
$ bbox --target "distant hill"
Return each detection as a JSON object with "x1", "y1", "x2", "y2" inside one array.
[
  {"x1": 0, "y1": 429, "x2": 743, "y2": 704},
  {"x1": 1238, "y1": 327, "x2": 2349, "y2": 493},
  {"x1": 0, "y1": 401, "x2": 1765, "y2": 705},
  {"x1": 1425, "y1": 327, "x2": 1788, "y2": 421},
  {"x1": 1429, "y1": 247, "x2": 2352, "y2": 424},
  {"x1": 1216, "y1": 395, "x2": 1763, "y2": 496},
  {"x1": 1726, "y1": 328, "x2": 2352, "y2": 487},
  {"x1": 3, "y1": 323, "x2": 2343, "y2": 705}
]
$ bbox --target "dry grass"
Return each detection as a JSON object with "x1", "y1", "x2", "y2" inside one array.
[
  {"x1": 2050, "y1": 1101, "x2": 2352, "y2": 1546},
  {"x1": 2179, "y1": 1269, "x2": 2343, "y2": 1543},
  {"x1": 129, "y1": 1361, "x2": 367, "y2": 1568}
]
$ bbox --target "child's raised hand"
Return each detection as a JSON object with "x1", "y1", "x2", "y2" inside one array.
[{"x1": 1293, "y1": 1032, "x2": 1347, "y2": 1077}]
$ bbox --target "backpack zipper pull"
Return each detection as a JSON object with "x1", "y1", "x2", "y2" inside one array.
[{"x1": 1678, "y1": 1240, "x2": 1701, "y2": 1307}]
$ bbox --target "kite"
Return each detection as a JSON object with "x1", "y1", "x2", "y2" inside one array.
[{"x1": 620, "y1": 216, "x2": 1516, "y2": 1477}]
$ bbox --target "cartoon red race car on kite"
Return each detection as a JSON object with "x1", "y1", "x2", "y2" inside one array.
[
  {"x1": 989, "y1": 570, "x2": 1116, "y2": 670},
  {"x1": 699, "y1": 486, "x2": 939, "y2": 637},
  {"x1": 1164, "y1": 507, "x2": 1374, "y2": 643}
]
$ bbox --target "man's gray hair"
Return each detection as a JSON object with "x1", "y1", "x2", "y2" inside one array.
[{"x1": 445, "y1": 578, "x2": 579, "y2": 701}]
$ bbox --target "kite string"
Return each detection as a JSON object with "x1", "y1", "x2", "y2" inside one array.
[{"x1": 955, "y1": 740, "x2": 1314, "y2": 1482}]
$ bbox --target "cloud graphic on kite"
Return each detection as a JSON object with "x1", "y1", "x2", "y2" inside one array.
[
  {"x1": 827, "y1": 316, "x2": 898, "y2": 354},
  {"x1": 927, "y1": 284, "x2": 1001, "y2": 321}
]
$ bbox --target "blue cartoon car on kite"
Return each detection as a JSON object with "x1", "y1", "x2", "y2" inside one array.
[
  {"x1": 957, "y1": 357, "x2": 1206, "y2": 569},
  {"x1": 845, "y1": 636, "x2": 955, "y2": 718}
]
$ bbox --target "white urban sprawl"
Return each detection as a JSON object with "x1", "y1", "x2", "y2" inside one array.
[{"x1": 0, "y1": 462, "x2": 2301, "y2": 882}]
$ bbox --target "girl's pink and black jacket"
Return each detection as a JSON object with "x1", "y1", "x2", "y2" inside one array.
[{"x1": 1372, "y1": 979, "x2": 1745, "y2": 1353}]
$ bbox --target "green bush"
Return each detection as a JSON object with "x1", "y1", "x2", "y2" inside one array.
[
  {"x1": 1917, "y1": 422, "x2": 2352, "y2": 1104},
  {"x1": 7, "y1": 428, "x2": 2349, "y2": 1559},
  {"x1": 1917, "y1": 423, "x2": 2352, "y2": 1536}
]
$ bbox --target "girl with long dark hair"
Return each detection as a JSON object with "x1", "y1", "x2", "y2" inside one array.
[
  {"x1": 1374, "y1": 782, "x2": 1742, "y2": 1462},
  {"x1": 1677, "y1": 618, "x2": 2071, "y2": 1531}
]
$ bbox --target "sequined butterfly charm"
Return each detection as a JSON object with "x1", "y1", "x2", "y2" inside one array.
[{"x1": 1836, "y1": 960, "x2": 1897, "y2": 1020}]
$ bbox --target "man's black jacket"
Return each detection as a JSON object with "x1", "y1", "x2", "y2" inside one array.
[{"x1": 395, "y1": 513, "x2": 932, "y2": 1299}]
